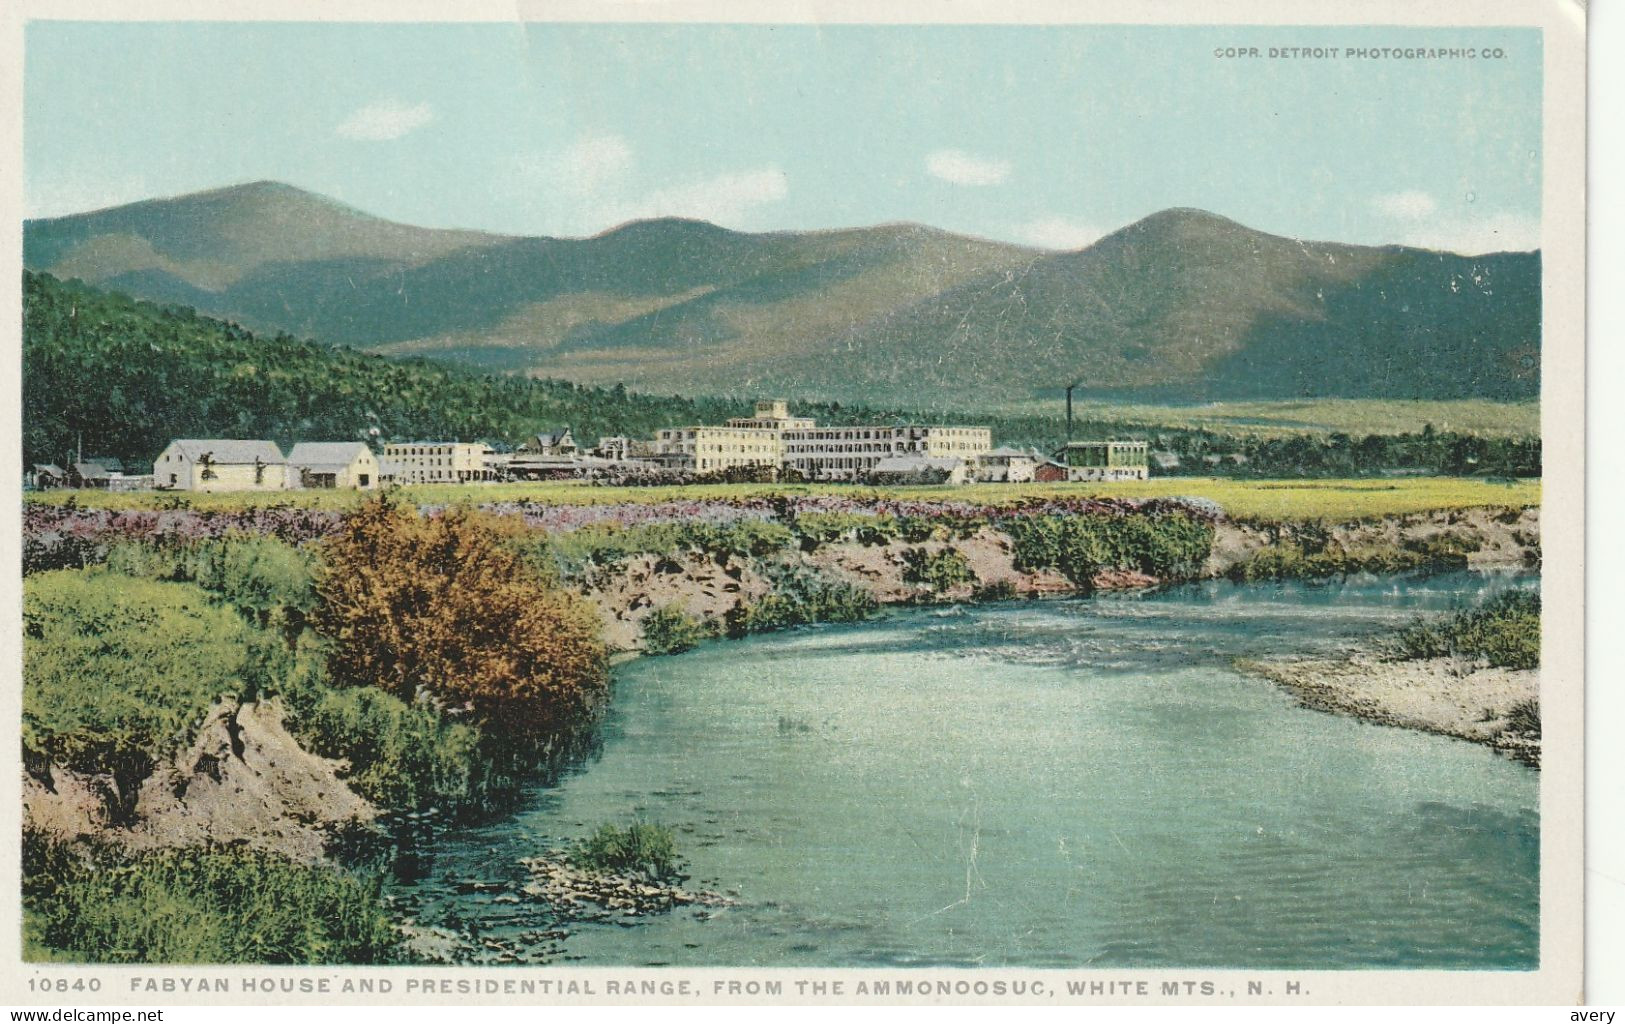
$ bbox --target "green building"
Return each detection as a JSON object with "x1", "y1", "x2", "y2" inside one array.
[{"x1": 1054, "y1": 441, "x2": 1150, "y2": 482}]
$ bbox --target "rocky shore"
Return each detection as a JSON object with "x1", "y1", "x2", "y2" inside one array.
[
  {"x1": 1241, "y1": 655, "x2": 1540, "y2": 767},
  {"x1": 519, "y1": 856, "x2": 737, "y2": 920}
]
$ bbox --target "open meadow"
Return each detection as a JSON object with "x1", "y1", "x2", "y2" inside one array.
[
  {"x1": 25, "y1": 476, "x2": 1539, "y2": 523},
  {"x1": 988, "y1": 398, "x2": 1541, "y2": 439}
]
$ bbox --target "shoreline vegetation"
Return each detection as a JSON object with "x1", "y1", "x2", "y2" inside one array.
[
  {"x1": 1239, "y1": 591, "x2": 1542, "y2": 768},
  {"x1": 20, "y1": 486, "x2": 1541, "y2": 963}
]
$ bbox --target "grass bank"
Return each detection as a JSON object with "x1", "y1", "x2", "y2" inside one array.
[{"x1": 24, "y1": 475, "x2": 1538, "y2": 522}]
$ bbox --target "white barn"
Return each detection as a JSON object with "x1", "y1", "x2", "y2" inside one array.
[
  {"x1": 154, "y1": 440, "x2": 288, "y2": 492},
  {"x1": 977, "y1": 447, "x2": 1040, "y2": 483},
  {"x1": 287, "y1": 442, "x2": 380, "y2": 490}
]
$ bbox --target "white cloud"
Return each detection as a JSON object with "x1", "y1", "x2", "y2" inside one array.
[
  {"x1": 1370, "y1": 189, "x2": 1539, "y2": 253},
  {"x1": 336, "y1": 101, "x2": 435, "y2": 141},
  {"x1": 602, "y1": 167, "x2": 789, "y2": 227},
  {"x1": 1373, "y1": 190, "x2": 1439, "y2": 220},
  {"x1": 925, "y1": 149, "x2": 1011, "y2": 187},
  {"x1": 554, "y1": 134, "x2": 635, "y2": 195},
  {"x1": 1013, "y1": 217, "x2": 1105, "y2": 250},
  {"x1": 1395, "y1": 212, "x2": 1541, "y2": 255}
]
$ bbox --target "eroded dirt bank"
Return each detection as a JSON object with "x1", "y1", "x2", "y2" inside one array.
[
  {"x1": 23, "y1": 697, "x2": 376, "y2": 861},
  {"x1": 1206, "y1": 504, "x2": 1540, "y2": 578},
  {"x1": 586, "y1": 506, "x2": 1539, "y2": 652}
]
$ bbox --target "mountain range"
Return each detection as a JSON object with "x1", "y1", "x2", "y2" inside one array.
[{"x1": 23, "y1": 181, "x2": 1541, "y2": 407}]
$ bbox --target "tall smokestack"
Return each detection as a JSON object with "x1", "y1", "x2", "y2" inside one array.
[{"x1": 1065, "y1": 385, "x2": 1075, "y2": 441}]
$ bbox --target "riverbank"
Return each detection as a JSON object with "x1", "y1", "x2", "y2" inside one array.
[
  {"x1": 577, "y1": 503, "x2": 1538, "y2": 652},
  {"x1": 20, "y1": 491, "x2": 1541, "y2": 962},
  {"x1": 23, "y1": 500, "x2": 1542, "y2": 842}
]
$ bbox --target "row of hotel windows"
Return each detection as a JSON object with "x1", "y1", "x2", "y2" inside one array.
[
  {"x1": 790, "y1": 457, "x2": 885, "y2": 469},
  {"x1": 787, "y1": 442, "x2": 915, "y2": 454},
  {"x1": 390, "y1": 469, "x2": 491, "y2": 480},
  {"x1": 696, "y1": 458, "x2": 775, "y2": 469},
  {"x1": 782, "y1": 431, "x2": 931, "y2": 442}
]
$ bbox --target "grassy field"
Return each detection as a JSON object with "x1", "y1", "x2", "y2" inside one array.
[
  {"x1": 25, "y1": 476, "x2": 1539, "y2": 523},
  {"x1": 990, "y1": 398, "x2": 1541, "y2": 438}
]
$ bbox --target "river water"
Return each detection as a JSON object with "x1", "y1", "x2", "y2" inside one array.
[{"x1": 387, "y1": 571, "x2": 1539, "y2": 969}]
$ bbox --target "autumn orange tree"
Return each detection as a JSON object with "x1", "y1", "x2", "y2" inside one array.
[{"x1": 312, "y1": 496, "x2": 608, "y2": 746}]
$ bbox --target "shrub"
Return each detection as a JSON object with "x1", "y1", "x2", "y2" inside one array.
[
  {"x1": 641, "y1": 604, "x2": 713, "y2": 655},
  {"x1": 973, "y1": 579, "x2": 1018, "y2": 602},
  {"x1": 698, "y1": 520, "x2": 795, "y2": 560},
  {"x1": 901, "y1": 547, "x2": 977, "y2": 594},
  {"x1": 725, "y1": 565, "x2": 877, "y2": 637},
  {"x1": 1402, "y1": 532, "x2": 1482, "y2": 557},
  {"x1": 854, "y1": 517, "x2": 900, "y2": 546},
  {"x1": 1227, "y1": 540, "x2": 1472, "y2": 582},
  {"x1": 23, "y1": 571, "x2": 262, "y2": 818},
  {"x1": 896, "y1": 517, "x2": 940, "y2": 543},
  {"x1": 22, "y1": 832, "x2": 400, "y2": 964},
  {"x1": 1003, "y1": 511, "x2": 1214, "y2": 584},
  {"x1": 790, "y1": 512, "x2": 871, "y2": 551},
  {"x1": 272, "y1": 638, "x2": 494, "y2": 818},
  {"x1": 1394, "y1": 589, "x2": 1540, "y2": 670},
  {"x1": 313, "y1": 497, "x2": 608, "y2": 743},
  {"x1": 521, "y1": 519, "x2": 796, "y2": 581},
  {"x1": 104, "y1": 534, "x2": 318, "y2": 637},
  {"x1": 569, "y1": 822, "x2": 682, "y2": 882},
  {"x1": 1289, "y1": 519, "x2": 1334, "y2": 555},
  {"x1": 1505, "y1": 698, "x2": 1541, "y2": 737}
]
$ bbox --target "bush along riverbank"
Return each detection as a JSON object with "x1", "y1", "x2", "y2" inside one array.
[
  {"x1": 20, "y1": 490, "x2": 1540, "y2": 962},
  {"x1": 22, "y1": 496, "x2": 609, "y2": 963},
  {"x1": 1240, "y1": 589, "x2": 1542, "y2": 768}
]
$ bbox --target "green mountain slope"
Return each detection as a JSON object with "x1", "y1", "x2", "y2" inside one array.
[
  {"x1": 799, "y1": 209, "x2": 1541, "y2": 403},
  {"x1": 23, "y1": 184, "x2": 1540, "y2": 407},
  {"x1": 24, "y1": 181, "x2": 500, "y2": 291},
  {"x1": 18, "y1": 270, "x2": 755, "y2": 468}
]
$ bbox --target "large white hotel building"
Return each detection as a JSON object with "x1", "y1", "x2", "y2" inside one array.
[{"x1": 655, "y1": 400, "x2": 992, "y2": 481}]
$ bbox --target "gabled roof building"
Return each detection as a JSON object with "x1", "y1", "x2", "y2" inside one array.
[
  {"x1": 287, "y1": 442, "x2": 380, "y2": 490},
  {"x1": 154, "y1": 439, "x2": 287, "y2": 492}
]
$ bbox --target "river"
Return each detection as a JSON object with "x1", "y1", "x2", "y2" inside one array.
[{"x1": 387, "y1": 570, "x2": 1539, "y2": 969}]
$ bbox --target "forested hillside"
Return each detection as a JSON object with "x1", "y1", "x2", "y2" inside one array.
[
  {"x1": 20, "y1": 271, "x2": 757, "y2": 467},
  {"x1": 21, "y1": 272, "x2": 1540, "y2": 478}
]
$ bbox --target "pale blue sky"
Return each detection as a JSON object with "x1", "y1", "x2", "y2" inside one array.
[{"x1": 25, "y1": 22, "x2": 1542, "y2": 252}]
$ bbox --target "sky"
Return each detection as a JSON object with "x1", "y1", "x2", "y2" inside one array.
[{"x1": 24, "y1": 22, "x2": 1543, "y2": 252}]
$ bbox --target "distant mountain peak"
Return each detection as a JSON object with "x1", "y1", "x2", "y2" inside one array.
[
  {"x1": 20, "y1": 182, "x2": 1540, "y2": 409},
  {"x1": 198, "y1": 178, "x2": 309, "y2": 197},
  {"x1": 1114, "y1": 207, "x2": 1257, "y2": 239},
  {"x1": 589, "y1": 216, "x2": 748, "y2": 242},
  {"x1": 23, "y1": 179, "x2": 500, "y2": 292}
]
